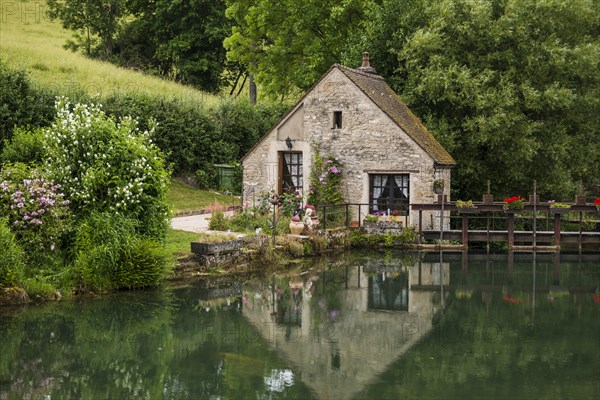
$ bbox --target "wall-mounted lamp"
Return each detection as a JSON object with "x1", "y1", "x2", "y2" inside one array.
[{"x1": 285, "y1": 136, "x2": 293, "y2": 150}]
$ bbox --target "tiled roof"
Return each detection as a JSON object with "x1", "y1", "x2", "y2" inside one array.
[{"x1": 337, "y1": 65, "x2": 456, "y2": 166}]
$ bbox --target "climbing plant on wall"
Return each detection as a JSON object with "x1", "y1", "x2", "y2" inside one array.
[{"x1": 306, "y1": 150, "x2": 344, "y2": 207}]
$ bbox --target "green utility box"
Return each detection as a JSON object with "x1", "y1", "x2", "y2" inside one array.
[{"x1": 214, "y1": 164, "x2": 235, "y2": 190}]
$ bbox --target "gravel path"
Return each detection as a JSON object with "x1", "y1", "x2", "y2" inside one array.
[
  {"x1": 170, "y1": 213, "x2": 212, "y2": 233},
  {"x1": 170, "y1": 211, "x2": 236, "y2": 233}
]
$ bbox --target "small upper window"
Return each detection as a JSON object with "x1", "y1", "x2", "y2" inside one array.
[{"x1": 333, "y1": 111, "x2": 342, "y2": 129}]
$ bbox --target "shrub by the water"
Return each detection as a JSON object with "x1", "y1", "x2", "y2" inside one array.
[
  {"x1": 73, "y1": 213, "x2": 170, "y2": 291},
  {"x1": 115, "y1": 237, "x2": 171, "y2": 289},
  {"x1": 0, "y1": 217, "x2": 25, "y2": 287}
]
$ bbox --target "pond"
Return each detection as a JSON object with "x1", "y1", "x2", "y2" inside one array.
[{"x1": 1, "y1": 251, "x2": 599, "y2": 399}]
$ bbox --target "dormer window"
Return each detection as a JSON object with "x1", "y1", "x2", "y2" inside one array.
[{"x1": 333, "y1": 111, "x2": 343, "y2": 129}]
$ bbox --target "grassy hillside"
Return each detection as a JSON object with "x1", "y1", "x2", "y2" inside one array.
[{"x1": 0, "y1": 1, "x2": 219, "y2": 105}]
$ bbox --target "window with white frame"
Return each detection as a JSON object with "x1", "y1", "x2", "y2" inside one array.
[{"x1": 369, "y1": 174, "x2": 409, "y2": 214}]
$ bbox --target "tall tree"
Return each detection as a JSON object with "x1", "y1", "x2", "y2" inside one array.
[
  {"x1": 224, "y1": 0, "x2": 375, "y2": 98},
  {"x1": 46, "y1": 0, "x2": 126, "y2": 57},
  {"x1": 118, "y1": 0, "x2": 233, "y2": 93}
]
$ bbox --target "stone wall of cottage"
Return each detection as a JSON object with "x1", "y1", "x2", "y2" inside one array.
[{"x1": 243, "y1": 68, "x2": 451, "y2": 230}]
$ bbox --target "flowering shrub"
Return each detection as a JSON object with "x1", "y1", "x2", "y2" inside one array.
[
  {"x1": 594, "y1": 198, "x2": 600, "y2": 210},
  {"x1": 279, "y1": 190, "x2": 302, "y2": 217},
  {"x1": 43, "y1": 98, "x2": 171, "y2": 239},
  {"x1": 307, "y1": 153, "x2": 344, "y2": 207},
  {"x1": 0, "y1": 165, "x2": 71, "y2": 267},
  {"x1": 503, "y1": 196, "x2": 525, "y2": 210},
  {"x1": 548, "y1": 201, "x2": 571, "y2": 208},
  {"x1": 455, "y1": 200, "x2": 475, "y2": 208}
]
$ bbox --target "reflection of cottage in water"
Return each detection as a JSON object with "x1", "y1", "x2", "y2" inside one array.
[{"x1": 241, "y1": 258, "x2": 450, "y2": 400}]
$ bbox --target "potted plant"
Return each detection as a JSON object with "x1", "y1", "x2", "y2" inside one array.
[
  {"x1": 594, "y1": 198, "x2": 600, "y2": 214},
  {"x1": 433, "y1": 179, "x2": 444, "y2": 195},
  {"x1": 503, "y1": 196, "x2": 525, "y2": 213},
  {"x1": 289, "y1": 215, "x2": 305, "y2": 235},
  {"x1": 455, "y1": 200, "x2": 478, "y2": 214},
  {"x1": 390, "y1": 210, "x2": 403, "y2": 222},
  {"x1": 548, "y1": 201, "x2": 572, "y2": 214}
]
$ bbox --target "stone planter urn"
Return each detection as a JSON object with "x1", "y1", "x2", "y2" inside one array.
[
  {"x1": 433, "y1": 180, "x2": 444, "y2": 195},
  {"x1": 289, "y1": 221, "x2": 305, "y2": 235}
]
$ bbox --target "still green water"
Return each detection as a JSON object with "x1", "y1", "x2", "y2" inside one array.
[{"x1": 1, "y1": 251, "x2": 599, "y2": 399}]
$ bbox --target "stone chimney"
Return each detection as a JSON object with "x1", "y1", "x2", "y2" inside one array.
[{"x1": 357, "y1": 52, "x2": 376, "y2": 74}]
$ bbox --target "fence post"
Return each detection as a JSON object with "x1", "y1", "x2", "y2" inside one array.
[
  {"x1": 358, "y1": 204, "x2": 362, "y2": 227},
  {"x1": 461, "y1": 214, "x2": 469, "y2": 248},
  {"x1": 345, "y1": 204, "x2": 349, "y2": 227},
  {"x1": 508, "y1": 214, "x2": 515, "y2": 249},
  {"x1": 418, "y1": 209, "x2": 423, "y2": 245},
  {"x1": 554, "y1": 213, "x2": 561, "y2": 249}
]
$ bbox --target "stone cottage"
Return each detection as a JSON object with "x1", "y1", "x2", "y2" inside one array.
[{"x1": 241, "y1": 53, "x2": 455, "y2": 229}]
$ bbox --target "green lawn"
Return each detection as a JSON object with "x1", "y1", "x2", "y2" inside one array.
[
  {"x1": 165, "y1": 229, "x2": 198, "y2": 257},
  {"x1": 0, "y1": 1, "x2": 220, "y2": 105},
  {"x1": 167, "y1": 179, "x2": 240, "y2": 214}
]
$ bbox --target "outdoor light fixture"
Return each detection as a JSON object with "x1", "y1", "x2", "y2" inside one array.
[{"x1": 285, "y1": 136, "x2": 293, "y2": 150}]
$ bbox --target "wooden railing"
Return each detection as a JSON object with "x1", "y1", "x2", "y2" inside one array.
[{"x1": 315, "y1": 201, "x2": 600, "y2": 250}]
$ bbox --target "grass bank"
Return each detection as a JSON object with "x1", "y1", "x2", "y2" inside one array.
[
  {"x1": 0, "y1": 0, "x2": 219, "y2": 105},
  {"x1": 167, "y1": 179, "x2": 239, "y2": 214}
]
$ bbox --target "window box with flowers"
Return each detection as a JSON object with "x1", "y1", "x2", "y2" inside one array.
[
  {"x1": 503, "y1": 196, "x2": 525, "y2": 213},
  {"x1": 455, "y1": 200, "x2": 478, "y2": 214},
  {"x1": 594, "y1": 198, "x2": 600, "y2": 214},
  {"x1": 548, "y1": 201, "x2": 571, "y2": 214},
  {"x1": 363, "y1": 212, "x2": 403, "y2": 233}
]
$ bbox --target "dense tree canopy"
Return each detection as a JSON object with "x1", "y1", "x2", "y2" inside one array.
[
  {"x1": 117, "y1": 0, "x2": 233, "y2": 92},
  {"x1": 225, "y1": 0, "x2": 600, "y2": 199},
  {"x1": 392, "y1": 0, "x2": 600, "y2": 198},
  {"x1": 224, "y1": 0, "x2": 374, "y2": 98}
]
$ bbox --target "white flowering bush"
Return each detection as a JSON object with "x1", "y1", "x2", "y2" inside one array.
[{"x1": 44, "y1": 98, "x2": 171, "y2": 239}]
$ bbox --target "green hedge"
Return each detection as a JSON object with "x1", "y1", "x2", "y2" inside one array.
[
  {"x1": 0, "y1": 61, "x2": 55, "y2": 152},
  {"x1": 0, "y1": 58, "x2": 286, "y2": 179}
]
